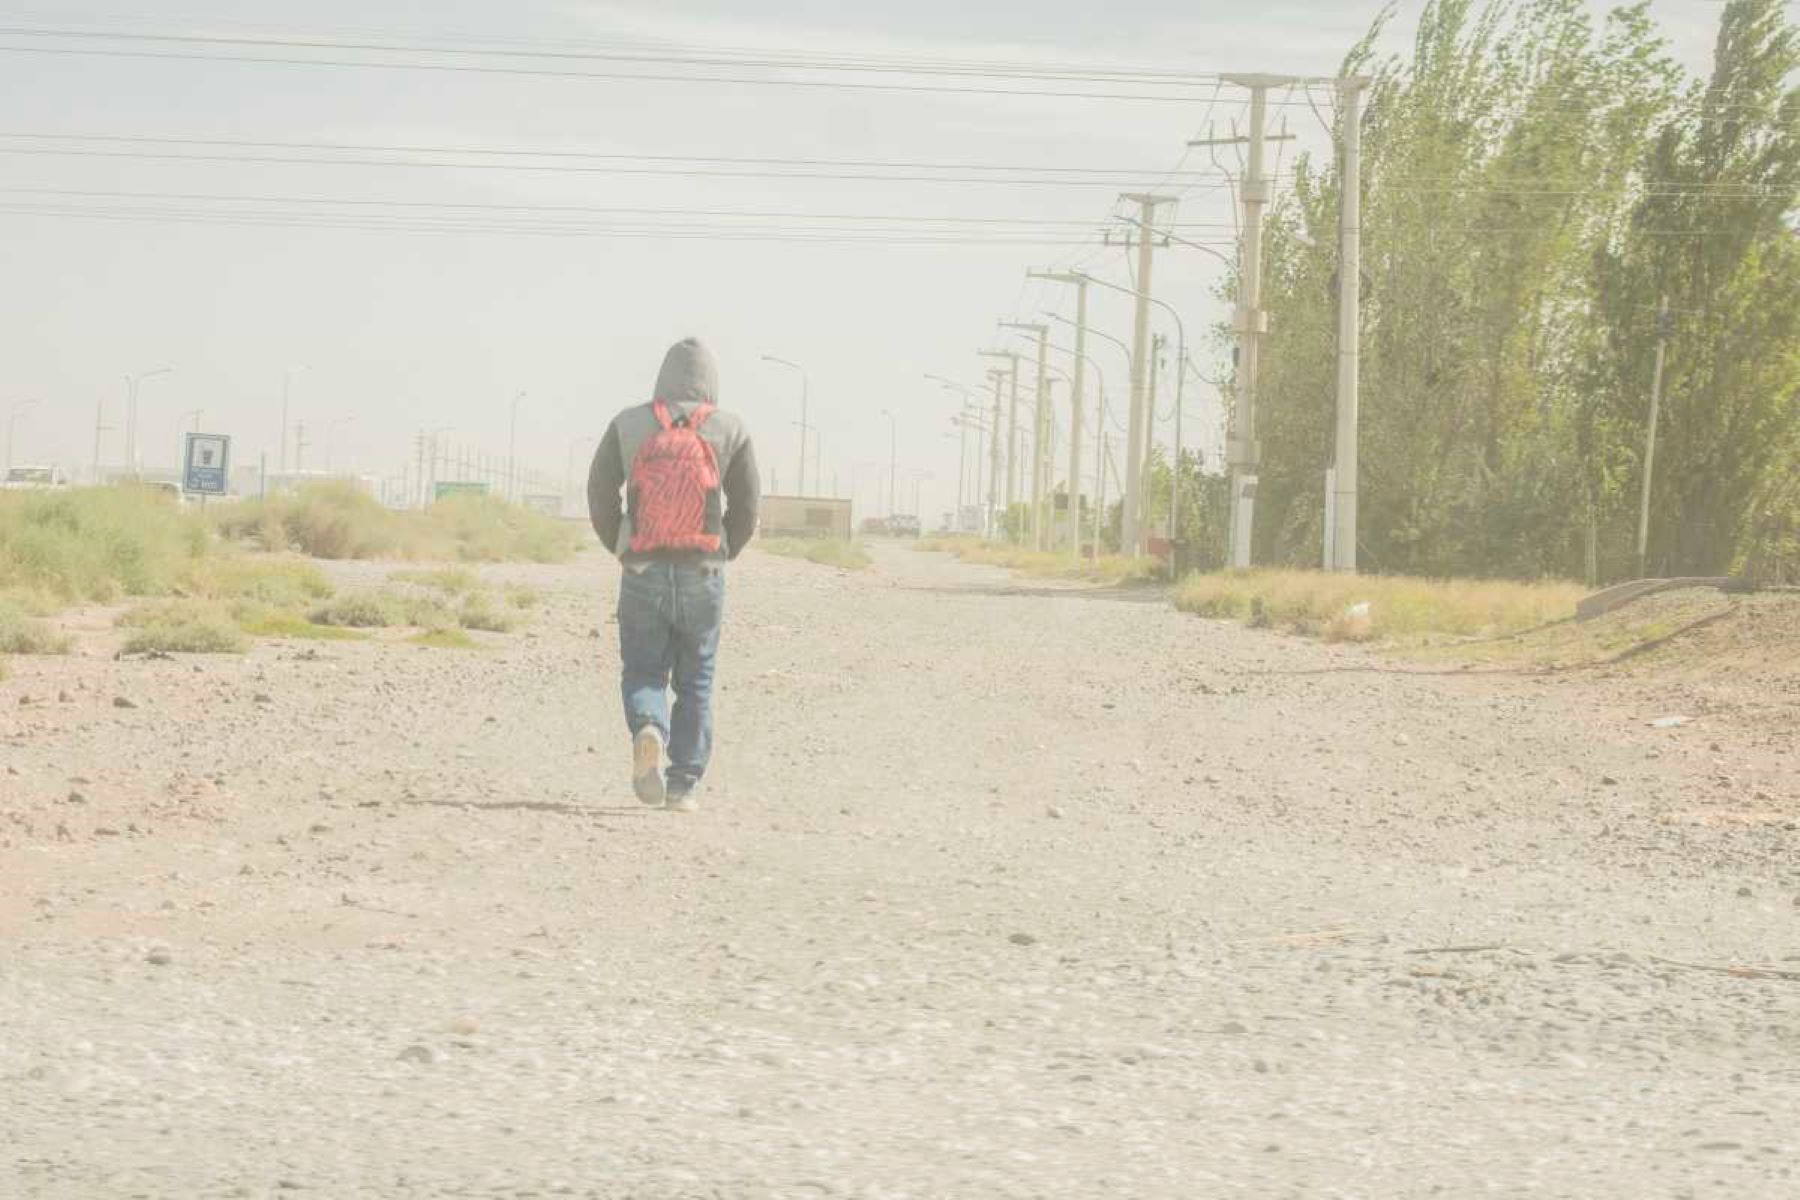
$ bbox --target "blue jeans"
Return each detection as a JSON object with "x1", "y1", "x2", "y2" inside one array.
[{"x1": 618, "y1": 563, "x2": 725, "y2": 791}]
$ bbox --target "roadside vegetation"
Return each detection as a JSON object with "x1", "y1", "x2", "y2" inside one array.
[
  {"x1": 1174, "y1": 570, "x2": 1586, "y2": 643},
  {"x1": 758, "y1": 538, "x2": 872, "y2": 571},
  {"x1": 215, "y1": 482, "x2": 581, "y2": 563},
  {"x1": 0, "y1": 484, "x2": 564, "y2": 660},
  {"x1": 917, "y1": 537, "x2": 1157, "y2": 584}
]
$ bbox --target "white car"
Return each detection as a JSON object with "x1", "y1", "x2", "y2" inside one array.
[{"x1": 2, "y1": 465, "x2": 70, "y2": 490}]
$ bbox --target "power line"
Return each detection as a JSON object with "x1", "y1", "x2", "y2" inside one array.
[
  {"x1": 0, "y1": 24, "x2": 1230, "y2": 87},
  {"x1": 0, "y1": 42, "x2": 1226, "y2": 102}
]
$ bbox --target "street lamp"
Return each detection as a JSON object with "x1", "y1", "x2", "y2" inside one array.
[
  {"x1": 761, "y1": 355, "x2": 810, "y2": 496},
  {"x1": 124, "y1": 367, "x2": 173, "y2": 478},
  {"x1": 280, "y1": 365, "x2": 307, "y2": 477},
  {"x1": 6, "y1": 399, "x2": 38, "y2": 476},
  {"x1": 508, "y1": 390, "x2": 526, "y2": 502},
  {"x1": 326, "y1": 416, "x2": 356, "y2": 473},
  {"x1": 566, "y1": 432, "x2": 599, "y2": 512},
  {"x1": 879, "y1": 408, "x2": 898, "y2": 518}
]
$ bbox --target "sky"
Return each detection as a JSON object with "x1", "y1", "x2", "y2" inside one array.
[{"x1": 0, "y1": 1, "x2": 1730, "y2": 520}]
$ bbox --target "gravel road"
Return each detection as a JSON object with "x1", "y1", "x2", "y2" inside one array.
[{"x1": 3, "y1": 543, "x2": 1797, "y2": 1198}]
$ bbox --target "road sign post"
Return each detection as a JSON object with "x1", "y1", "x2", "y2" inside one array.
[{"x1": 184, "y1": 433, "x2": 231, "y2": 499}]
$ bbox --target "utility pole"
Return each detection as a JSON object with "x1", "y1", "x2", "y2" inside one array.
[
  {"x1": 1119, "y1": 193, "x2": 1176, "y2": 557},
  {"x1": 984, "y1": 367, "x2": 1006, "y2": 537},
  {"x1": 1000, "y1": 321, "x2": 1049, "y2": 549},
  {"x1": 1637, "y1": 295, "x2": 1674, "y2": 578},
  {"x1": 881, "y1": 410, "x2": 898, "y2": 518},
  {"x1": 294, "y1": 422, "x2": 310, "y2": 473},
  {"x1": 91, "y1": 396, "x2": 113, "y2": 483},
  {"x1": 1228, "y1": 79, "x2": 1275, "y2": 567},
  {"x1": 1331, "y1": 77, "x2": 1370, "y2": 572},
  {"x1": 1144, "y1": 335, "x2": 1163, "y2": 545},
  {"x1": 762, "y1": 356, "x2": 809, "y2": 497},
  {"x1": 1029, "y1": 271, "x2": 1089, "y2": 556},
  {"x1": 979, "y1": 349, "x2": 1022, "y2": 541}
]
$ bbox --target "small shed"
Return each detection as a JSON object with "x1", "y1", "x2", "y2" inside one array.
[{"x1": 760, "y1": 494, "x2": 853, "y2": 540}]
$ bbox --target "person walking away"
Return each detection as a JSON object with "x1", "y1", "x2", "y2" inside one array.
[{"x1": 587, "y1": 338, "x2": 759, "y2": 812}]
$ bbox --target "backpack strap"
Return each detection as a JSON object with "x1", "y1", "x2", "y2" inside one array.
[
  {"x1": 687, "y1": 403, "x2": 717, "y2": 431},
  {"x1": 650, "y1": 399, "x2": 675, "y2": 430}
]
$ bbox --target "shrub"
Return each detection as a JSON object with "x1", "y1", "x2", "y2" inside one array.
[
  {"x1": 0, "y1": 601, "x2": 72, "y2": 654},
  {"x1": 0, "y1": 484, "x2": 212, "y2": 602},
  {"x1": 457, "y1": 593, "x2": 518, "y2": 633},
  {"x1": 390, "y1": 567, "x2": 482, "y2": 594},
  {"x1": 117, "y1": 600, "x2": 247, "y2": 655}
]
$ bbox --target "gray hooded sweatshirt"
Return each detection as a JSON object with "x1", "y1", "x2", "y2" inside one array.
[{"x1": 587, "y1": 338, "x2": 760, "y2": 565}]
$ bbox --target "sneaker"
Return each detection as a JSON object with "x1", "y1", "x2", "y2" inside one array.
[
  {"x1": 664, "y1": 785, "x2": 699, "y2": 814},
  {"x1": 632, "y1": 727, "x2": 666, "y2": 807}
]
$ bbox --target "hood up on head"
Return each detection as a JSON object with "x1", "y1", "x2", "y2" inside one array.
[{"x1": 653, "y1": 338, "x2": 719, "y2": 412}]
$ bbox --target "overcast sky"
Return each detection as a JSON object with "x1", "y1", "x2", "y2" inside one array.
[{"x1": 0, "y1": 1, "x2": 1726, "y2": 517}]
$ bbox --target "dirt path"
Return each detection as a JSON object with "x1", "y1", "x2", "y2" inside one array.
[{"x1": 3, "y1": 543, "x2": 1798, "y2": 1198}]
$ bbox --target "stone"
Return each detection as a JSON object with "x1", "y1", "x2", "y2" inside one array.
[{"x1": 397, "y1": 1044, "x2": 436, "y2": 1065}]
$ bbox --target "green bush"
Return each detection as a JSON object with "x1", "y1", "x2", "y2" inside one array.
[{"x1": 0, "y1": 484, "x2": 211, "y2": 602}]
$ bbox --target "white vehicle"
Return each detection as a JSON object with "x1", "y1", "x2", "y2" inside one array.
[{"x1": 1, "y1": 465, "x2": 70, "y2": 490}]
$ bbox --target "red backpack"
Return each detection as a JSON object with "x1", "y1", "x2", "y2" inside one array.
[{"x1": 628, "y1": 399, "x2": 724, "y2": 554}]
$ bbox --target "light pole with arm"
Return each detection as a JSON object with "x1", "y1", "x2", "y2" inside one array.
[
  {"x1": 762, "y1": 355, "x2": 809, "y2": 496},
  {"x1": 999, "y1": 321, "x2": 1050, "y2": 549},
  {"x1": 978, "y1": 350, "x2": 1021, "y2": 539},
  {"x1": 879, "y1": 409, "x2": 898, "y2": 518},
  {"x1": 6, "y1": 399, "x2": 38, "y2": 476},
  {"x1": 326, "y1": 416, "x2": 356, "y2": 473},
  {"x1": 279, "y1": 365, "x2": 306, "y2": 477},
  {"x1": 1028, "y1": 270, "x2": 1090, "y2": 555},
  {"x1": 124, "y1": 367, "x2": 173, "y2": 478},
  {"x1": 1078, "y1": 271, "x2": 1187, "y2": 553},
  {"x1": 508, "y1": 391, "x2": 526, "y2": 501}
]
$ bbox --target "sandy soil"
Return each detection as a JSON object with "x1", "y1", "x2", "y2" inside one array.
[{"x1": 2, "y1": 544, "x2": 1797, "y2": 1198}]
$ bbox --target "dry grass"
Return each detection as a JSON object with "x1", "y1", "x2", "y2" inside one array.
[
  {"x1": 918, "y1": 537, "x2": 1157, "y2": 584},
  {"x1": 0, "y1": 600, "x2": 72, "y2": 655},
  {"x1": 409, "y1": 628, "x2": 479, "y2": 650},
  {"x1": 1174, "y1": 569, "x2": 1586, "y2": 642},
  {"x1": 457, "y1": 592, "x2": 518, "y2": 633},
  {"x1": 217, "y1": 483, "x2": 581, "y2": 563},
  {"x1": 759, "y1": 538, "x2": 873, "y2": 571},
  {"x1": 117, "y1": 600, "x2": 249, "y2": 655},
  {"x1": 389, "y1": 567, "x2": 484, "y2": 594}
]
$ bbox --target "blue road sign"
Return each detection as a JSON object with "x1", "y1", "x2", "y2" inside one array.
[{"x1": 184, "y1": 433, "x2": 231, "y2": 495}]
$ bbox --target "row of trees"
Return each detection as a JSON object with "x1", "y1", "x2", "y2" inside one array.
[{"x1": 1191, "y1": 0, "x2": 1798, "y2": 581}]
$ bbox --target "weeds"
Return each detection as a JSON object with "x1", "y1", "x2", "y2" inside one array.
[
  {"x1": 1173, "y1": 570, "x2": 1585, "y2": 642},
  {"x1": 918, "y1": 538, "x2": 1156, "y2": 584},
  {"x1": 0, "y1": 601, "x2": 72, "y2": 655},
  {"x1": 117, "y1": 600, "x2": 248, "y2": 655},
  {"x1": 390, "y1": 567, "x2": 483, "y2": 595},
  {"x1": 759, "y1": 538, "x2": 872, "y2": 571},
  {"x1": 457, "y1": 593, "x2": 518, "y2": 633},
  {"x1": 218, "y1": 483, "x2": 581, "y2": 563}
]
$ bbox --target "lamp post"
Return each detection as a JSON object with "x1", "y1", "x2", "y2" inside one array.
[
  {"x1": 124, "y1": 367, "x2": 173, "y2": 478},
  {"x1": 762, "y1": 355, "x2": 809, "y2": 496},
  {"x1": 279, "y1": 365, "x2": 307, "y2": 478},
  {"x1": 6, "y1": 399, "x2": 38, "y2": 477},
  {"x1": 507, "y1": 390, "x2": 526, "y2": 502},
  {"x1": 1076, "y1": 271, "x2": 1187, "y2": 554},
  {"x1": 880, "y1": 409, "x2": 898, "y2": 518},
  {"x1": 326, "y1": 416, "x2": 356, "y2": 473}
]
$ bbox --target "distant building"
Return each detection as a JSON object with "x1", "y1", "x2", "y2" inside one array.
[{"x1": 759, "y1": 494, "x2": 853, "y2": 540}]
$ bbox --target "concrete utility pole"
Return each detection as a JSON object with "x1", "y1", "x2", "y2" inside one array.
[
  {"x1": 1331, "y1": 77, "x2": 1370, "y2": 572},
  {"x1": 762, "y1": 355, "x2": 809, "y2": 496},
  {"x1": 1637, "y1": 295, "x2": 1674, "y2": 578},
  {"x1": 1029, "y1": 271, "x2": 1089, "y2": 556},
  {"x1": 880, "y1": 410, "x2": 898, "y2": 517},
  {"x1": 999, "y1": 321, "x2": 1049, "y2": 549},
  {"x1": 979, "y1": 349, "x2": 1022, "y2": 540},
  {"x1": 1224, "y1": 79, "x2": 1278, "y2": 567},
  {"x1": 1119, "y1": 193, "x2": 1176, "y2": 557},
  {"x1": 984, "y1": 367, "x2": 1006, "y2": 537},
  {"x1": 1145, "y1": 334, "x2": 1164, "y2": 543}
]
